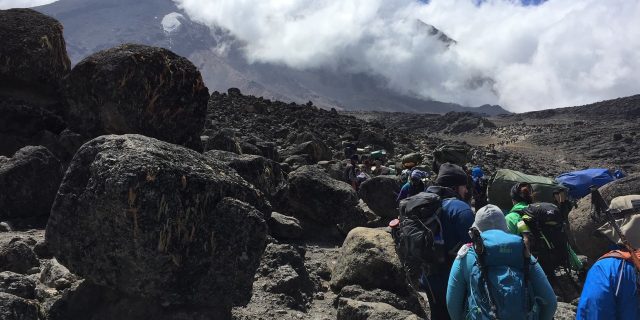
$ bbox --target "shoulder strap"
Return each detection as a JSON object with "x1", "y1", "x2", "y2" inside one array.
[{"x1": 599, "y1": 250, "x2": 640, "y2": 264}]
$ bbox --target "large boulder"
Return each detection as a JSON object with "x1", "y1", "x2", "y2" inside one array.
[
  {"x1": 0, "y1": 146, "x2": 62, "y2": 223},
  {"x1": 0, "y1": 99, "x2": 66, "y2": 157},
  {"x1": 45, "y1": 134, "x2": 269, "y2": 312},
  {"x1": 331, "y1": 227, "x2": 406, "y2": 294},
  {"x1": 287, "y1": 165, "x2": 367, "y2": 231},
  {"x1": 268, "y1": 212, "x2": 303, "y2": 240},
  {"x1": 569, "y1": 174, "x2": 640, "y2": 262},
  {"x1": 204, "y1": 128, "x2": 242, "y2": 154},
  {"x1": 282, "y1": 140, "x2": 332, "y2": 163},
  {"x1": 0, "y1": 240, "x2": 39, "y2": 275},
  {"x1": 358, "y1": 176, "x2": 403, "y2": 219},
  {"x1": 206, "y1": 150, "x2": 288, "y2": 209},
  {"x1": 0, "y1": 292, "x2": 39, "y2": 320},
  {"x1": 64, "y1": 44, "x2": 209, "y2": 151},
  {"x1": 0, "y1": 9, "x2": 70, "y2": 108},
  {"x1": 336, "y1": 298, "x2": 422, "y2": 320}
]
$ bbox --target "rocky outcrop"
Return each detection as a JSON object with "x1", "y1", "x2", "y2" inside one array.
[
  {"x1": 569, "y1": 174, "x2": 640, "y2": 262},
  {"x1": 0, "y1": 271, "x2": 36, "y2": 299},
  {"x1": 0, "y1": 292, "x2": 39, "y2": 320},
  {"x1": 330, "y1": 228, "x2": 405, "y2": 294},
  {"x1": 358, "y1": 176, "x2": 403, "y2": 219},
  {"x1": 206, "y1": 150, "x2": 288, "y2": 209},
  {"x1": 337, "y1": 285, "x2": 425, "y2": 318},
  {"x1": 0, "y1": 240, "x2": 39, "y2": 275},
  {"x1": 45, "y1": 134, "x2": 269, "y2": 314},
  {"x1": 64, "y1": 44, "x2": 209, "y2": 150},
  {"x1": 336, "y1": 298, "x2": 423, "y2": 320},
  {"x1": 0, "y1": 9, "x2": 70, "y2": 110},
  {"x1": 268, "y1": 212, "x2": 303, "y2": 240},
  {"x1": 287, "y1": 165, "x2": 367, "y2": 232},
  {"x1": 0, "y1": 146, "x2": 62, "y2": 224}
]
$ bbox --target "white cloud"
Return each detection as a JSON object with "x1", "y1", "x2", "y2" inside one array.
[
  {"x1": 0, "y1": 0, "x2": 58, "y2": 9},
  {"x1": 174, "y1": 0, "x2": 640, "y2": 112}
]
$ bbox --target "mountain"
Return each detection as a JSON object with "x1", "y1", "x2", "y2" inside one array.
[{"x1": 36, "y1": 0, "x2": 510, "y2": 115}]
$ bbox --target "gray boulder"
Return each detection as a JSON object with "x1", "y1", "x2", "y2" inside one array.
[
  {"x1": 287, "y1": 165, "x2": 367, "y2": 232},
  {"x1": 64, "y1": 44, "x2": 209, "y2": 151},
  {"x1": 40, "y1": 258, "x2": 77, "y2": 290},
  {"x1": 206, "y1": 150, "x2": 288, "y2": 209},
  {"x1": 0, "y1": 9, "x2": 71, "y2": 109},
  {"x1": 45, "y1": 134, "x2": 269, "y2": 310},
  {"x1": 282, "y1": 140, "x2": 332, "y2": 163},
  {"x1": 0, "y1": 292, "x2": 39, "y2": 320},
  {"x1": 0, "y1": 240, "x2": 39, "y2": 274},
  {"x1": 0, "y1": 271, "x2": 36, "y2": 299},
  {"x1": 0, "y1": 146, "x2": 62, "y2": 222},
  {"x1": 569, "y1": 174, "x2": 640, "y2": 262},
  {"x1": 331, "y1": 227, "x2": 406, "y2": 294},
  {"x1": 336, "y1": 298, "x2": 423, "y2": 320},
  {"x1": 268, "y1": 212, "x2": 303, "y2": 240},
  {"x1": 358, "y1": 176, "x2": 403, "y2": 219},
  {"x1": 204, "y1": 128, "x2": 242, "y2": 154}
]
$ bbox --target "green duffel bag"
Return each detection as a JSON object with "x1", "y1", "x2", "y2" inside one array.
[
  {"x1": 487, "y1": 169, "x2": 566, "y2": 212},
  {"x1": 432, "y1": 144, "x2": 471, "y2": 168},
  {"x1": 401, "y1": 152, "x2": 423, "y2": 165}
]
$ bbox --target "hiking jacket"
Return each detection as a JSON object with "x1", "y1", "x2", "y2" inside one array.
[
  {"x1": 447, "y1": 230, "x2": 557, "y2": 320},
  {"x1": 505, "y1": 202, "x2": 529, "y2": 234},
  {"x1": 396, "y1": 181, "x2": 425, "y2": 203},
  {"x1": 577, "y1": 253, "x2": 640, "y2": 320}
]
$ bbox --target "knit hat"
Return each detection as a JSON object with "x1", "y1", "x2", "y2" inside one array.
[
  {"x1": 411, "y1": 170, "x2": 428, "y2": 180},
  {"x1": 471, "y1": 166, "x2": 484, "y2": 179},
  {"x1": 435, "y1": 163, "x2": 467, "y2": 188},
  {"x1": 472, "y1": 204, "x2": 509, "y2": 232},
  {"x1": 511, "y1": 182, "x2": 533, "y2": 204}
]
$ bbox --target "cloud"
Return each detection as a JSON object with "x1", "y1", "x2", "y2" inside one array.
[
  {"x1": 175, "y1": 0, "x2": 640, "y2": 112},
  {"x1": 0, "y1": 0, "x2": 58, "y2": 9}
]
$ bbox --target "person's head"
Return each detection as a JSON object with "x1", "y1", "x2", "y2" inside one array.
[
  {"x1": 471, "y1": 166, "x2": 484, "y2": 179},
  {"x1": 472, "y1": 204, "x2": 509, "y2": 233},
  {"x1": 410, "y1": 170, "x2": 427, "y2": 186},
  {"x1": 511, "y1": 182, "x2": 533, "y2": 204},
  {"x1": 435, "y1": 163, "x2": 468, "y2": 199}
]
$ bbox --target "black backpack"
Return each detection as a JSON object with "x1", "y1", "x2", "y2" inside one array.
[
  {"x1": 393, "y1": 192, "x2": 445, "y2": 276},
  {"x1": 521, "y1": 202, "x2": 570, "y2": 274}
]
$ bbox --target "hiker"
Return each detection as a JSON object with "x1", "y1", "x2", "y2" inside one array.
[
  {"x1": 396, "y1": 170, "x2": 427, "y2": 203},
  {"x1": 421, "y1": 163, "x2": 475, "y2": 320},
  {"x1": 576, "y1": 248, "x2": 640, "y2": 319},
  {"x1": 447, "y1": 205, "x2": 557, "y2": 320},
  {"x1": 344, "y1": 154, "x2": 360, "y2": 191},
  {"x1": 471, "y1": 166, "x2": 489, "y2": 211},
  {"x1": 504, "y1": 182, "x2": 534, "y2": 234}
]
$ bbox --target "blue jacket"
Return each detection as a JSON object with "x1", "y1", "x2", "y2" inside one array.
[
  {"x1": 396, "y1": 181, "x2": 425, "y2": 203},
  {"x1": 446, "y1": 230, "x2": 557, "y2": 320},
  {"x1": 577, "y1": 254, "x2": 639, "y2": 320}
]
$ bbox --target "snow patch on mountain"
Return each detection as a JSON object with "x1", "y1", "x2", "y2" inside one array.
[{"x1": 161, "y1": 12, "x2": 184, "y2": 34}]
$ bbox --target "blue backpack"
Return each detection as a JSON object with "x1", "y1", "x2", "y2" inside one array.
[{"x1": 464, "y1": 229, "x2": 539, "y2": 320}]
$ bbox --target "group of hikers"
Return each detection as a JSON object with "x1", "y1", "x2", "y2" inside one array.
[{"x1": 357, "y1": 152, "x2": 640, "y2": 320}]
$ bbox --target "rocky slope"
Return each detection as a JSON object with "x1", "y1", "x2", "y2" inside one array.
[{"x1": 3, "y1": 7, "x2": 640, "y2": 320}]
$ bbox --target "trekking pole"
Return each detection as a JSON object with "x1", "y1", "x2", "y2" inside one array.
[{"x1": 590, "y1": 186, "x2": 640, "y2": 272}]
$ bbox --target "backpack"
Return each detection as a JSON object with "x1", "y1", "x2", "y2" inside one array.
[
  {"x1": 394, "y1": 192, "x2": 445, "y2": 276},
  {"x1": 521, "y1": 202, "x2": 570, "y2": 274},
  {"x1": 465, "y1": 229, "x2": 537, "y2": 320}
]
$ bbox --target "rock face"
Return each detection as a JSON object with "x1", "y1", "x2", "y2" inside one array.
[
  {"x1": 64, "y1": 44, "x2": 209, "y2": 150},
  {"x1": 336, "y1": 298, "x2": 422, "y2": 320},
  {"x1": 358, "y1": 176, "x2": 403, "y2": 219},
  {"x1": 45, "y1": 134, "x2": 269, "y2": 312},
  {"x1": 0, "y1": 146, "x2": 62, "y2": 223},
  {"x1": 330, "y1": 227, "x2": 405, "y2": 294},
  {"x1": 287, "y1": 165, "x2": 367, "y2": 231},
  {"x1": 0, "y1": 9, "x2": 71, "y2": 106},
  {"x1": 206, "y1": 150, "x2": 288, "y2": 209},
  {"x1": 0, "y1": 240, "x2": 39, "y2": 275},
  {"x1": 0, "y1": 292, "x2": 39, "y2": 320},
  {"x1": 569, "y1": 174, "x2": 640, "y2": 262}
]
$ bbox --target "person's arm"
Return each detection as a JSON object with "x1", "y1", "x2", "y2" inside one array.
[
  {"x1": 504, "y1": 212, "x2": 520, "y2": 235},
  {"x1": 616, "y1": 261, "x2": 639, "y2": 320},
  {"x1": 576, "y1": 262, "x2": 616, "y2": 320},
  {"x1": 454, "y1": 205, "x2": 474, "y2": 244},
  {"x1": 447, "y1": 255, "x2": 468, "y2": 320},
  {"x1": 529, "y1": 259, "x2": 557, "y2": 320},
  {"x1": 396, "y1": 184, "x2": 409, "y2": 203}
]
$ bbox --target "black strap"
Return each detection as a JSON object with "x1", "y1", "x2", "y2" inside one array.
[{"x1": 471, "y1": 228, "x2": 500, "y2": 320}]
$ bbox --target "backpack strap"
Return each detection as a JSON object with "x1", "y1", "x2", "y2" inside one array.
[
  {"x1": 599, "y1": 250, "x2": 640, "y2": 267},
  {"x1": 522, "y1": 240, "x2": 532, "y2": 314},
  {"x1": 470, "y1": 227, "x2": 500, "y2": 320}
]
